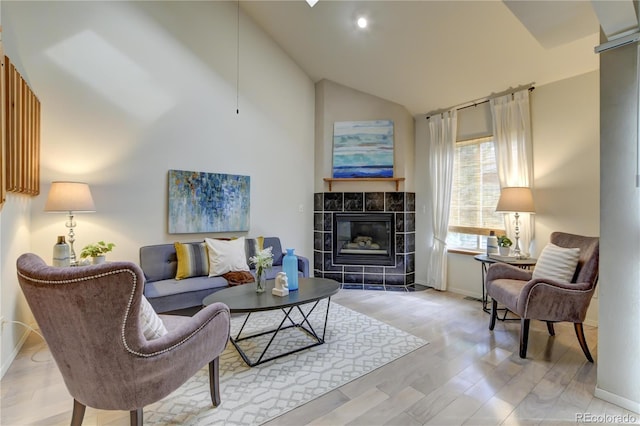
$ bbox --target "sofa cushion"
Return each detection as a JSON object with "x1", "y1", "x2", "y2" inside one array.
[
  {"x1": 144, "y1": 275, "x2": 229, "y2": 299},
  {"x1": 244, "y1": 237, "x2": 260, "y2": 262},
  {"x1": 263, "y1": 237, "x2": 284, "y2": 265},
  {"x1": 140, "y1": 244, "x2": 179, "y2": 282},
  {"x1": 175, "y1": 242, "x2": 209, "y2": 280},
  {"x1": 532, "y1": 243, "x2": 580, "y2": 283},
  {"x1": 205, "y1": 237, "x2": 250, "y2": 276}
]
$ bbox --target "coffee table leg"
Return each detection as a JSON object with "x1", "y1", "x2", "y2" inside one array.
[
  {"x1": 255, "y1": 306, "x2": 295, "y2": 365},
  {"x1": 294, "y1": 300, "x2": 322, "y2": 340},
  {"x1": 231, "y1": 299, "x2": 332, "y2": 367},
  {"x1": 234, "y1": 312, "x2": 252, "y2": 341}
]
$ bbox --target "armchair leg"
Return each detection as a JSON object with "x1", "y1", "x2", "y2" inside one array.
[
  {"x1": 519, "y1": 319, "x2": 530, "y2": 359},
  {"x1": 574, "y1": 323, "x2": 594, "y2": 363},
  {"x1": 489, "y1": 299, "x2": 498, "y2": 330},
  {"x1": 546, "y1": 322, "x2": 555, "y2": 336},
  {"x1": 209, "y1": 357, "x2": 221, "y2": 406},
  {"x1": 71, "y1": 399, "x2": 86, "y2": 426},
  {"x1": 130, "y1": 408, "x2": 143, "y2": 426}
]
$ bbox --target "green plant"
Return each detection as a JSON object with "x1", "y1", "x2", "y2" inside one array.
[
  {"x1": 497, "y1": 236, "x2": 512, "y2": 247},
  {"x1": 80, "y1": 241, "x2": 116, "y2": 258}
]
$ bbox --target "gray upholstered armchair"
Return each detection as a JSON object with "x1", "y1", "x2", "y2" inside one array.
[
  {"x1": 486, "y1": 232, "x2": 599, "y2": 361},
  {"x1": 16, "y1": 253, "x2": 230, "y2": 426}
]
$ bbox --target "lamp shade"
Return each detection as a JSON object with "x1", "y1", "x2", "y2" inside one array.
[
  {"x1": 496, "y1": 187, "x2": 535, "y2": 213},
  {"x1": 45, "y1": 181, "x2": 96, "y2": 212}
]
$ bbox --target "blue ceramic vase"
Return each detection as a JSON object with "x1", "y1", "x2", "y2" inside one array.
[{"x1": 282, "y1": 248, "x2": 299, "y2": 291}]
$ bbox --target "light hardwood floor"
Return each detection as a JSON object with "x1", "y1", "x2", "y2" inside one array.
[{"x1": 2, "y1": 288, "x2": 637, "y2": 425}]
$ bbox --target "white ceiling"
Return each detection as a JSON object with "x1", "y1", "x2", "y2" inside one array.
[{"x1": 240, "y1": 0, "x2": 603, "y2": 116}]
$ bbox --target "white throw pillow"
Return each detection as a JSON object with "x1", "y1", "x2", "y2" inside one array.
[
  {"x1": 532, "y1": 243, "x2": 581, "y2": 283},
  {"x1": 139, "y1": 296, "x2": 168, "y2": 340},
  {"x1": 206, "y1": 237, "x2": 250, "y2": 276}
]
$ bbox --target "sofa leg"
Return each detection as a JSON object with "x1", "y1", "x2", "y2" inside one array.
[
  {"x1": 546, "y1": 321, "x2": 555, "y2": 336},
  {"x1": 574, "y1": 323, "x2": 594, "y2": 363},
  {"x1": 210, "y1": 357, "x2": 221, "y2": 406},
  {"x1": 519, "y1": 318, "x2": 530, "y2": 358},
  {"x1": 489, "y1": 299, "x2": 498, "y2": 330},
  {"x1": 71, "y1": 399, "x2": 86, "y2": 426}
]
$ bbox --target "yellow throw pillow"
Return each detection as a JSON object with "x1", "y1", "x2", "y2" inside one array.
[{"x1": 175, "y1": 242, "x2": 209, "y2": 280}]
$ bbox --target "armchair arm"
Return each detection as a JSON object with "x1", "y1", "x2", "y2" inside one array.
[
  {"x1": 117, "y1": 302, "x2": 230, "y2": 410},
  {"x1": 518, "y1": 279, "x2": 595, "y2": 322},
  {"x1": 486, "y1": 263, "x2": 533, "y2": 283},
  {"x1": 133, "y1": 302, "x2": 230, "y2": 356}
]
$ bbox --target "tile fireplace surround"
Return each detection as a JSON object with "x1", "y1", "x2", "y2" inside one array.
[{"x1": 314, "y1": 192, "x2": 416, "y2": 290}]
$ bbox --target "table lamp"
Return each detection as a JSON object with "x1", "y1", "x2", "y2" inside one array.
[
  {"x1": 495, "y1": 187, "x2": 535, "y2": 258},
  {"x1": 45, "y1": 181, "x2": 96, "y2": 265}
]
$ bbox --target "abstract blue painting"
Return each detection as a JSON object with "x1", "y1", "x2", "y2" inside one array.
[
  {"x1": 168, "y1": 170, "x2": 250, "y2": 234},
  {"x1": 332, "y1": 120, "x2": 394, "y2": 178}
]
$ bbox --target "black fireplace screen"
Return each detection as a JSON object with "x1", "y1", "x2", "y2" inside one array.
[{"x1": 333, "y1": 213, "x2": 395, "y2": 266}]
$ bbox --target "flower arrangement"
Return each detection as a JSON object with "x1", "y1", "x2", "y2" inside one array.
[
  {"x1": 249, "y1": 247, "x2": 273, "y2": 293},
  {"x1": 249, "y1": 246, "x2": 274, "y2": 272}
]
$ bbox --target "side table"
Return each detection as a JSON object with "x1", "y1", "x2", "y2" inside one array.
[{"x1": 473, "y1": 254, "x2": 537, "y2": 318}]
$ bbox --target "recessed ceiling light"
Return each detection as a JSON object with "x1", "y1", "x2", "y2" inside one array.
[{"x1": 357, "y1": 17, "x2": 368, "y2": 29}]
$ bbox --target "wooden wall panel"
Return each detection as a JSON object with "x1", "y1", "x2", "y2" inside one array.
[
  {"x1": 3, "y1": 55, "x2": 40, "y2": 196},
  {"x1": 0, "y1": 44, "x2": 6, "y2": 208}
]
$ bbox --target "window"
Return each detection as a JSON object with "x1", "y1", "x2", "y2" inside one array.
[{"x1": 447, "y1": 136, "x2": 504, "y2": 250}]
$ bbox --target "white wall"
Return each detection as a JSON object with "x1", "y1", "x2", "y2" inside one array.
[
  {"x1": 0, "y1": 195, "x2": 33, "y2": 377},
  {"x1": 315, "y1": 79, "x2": 415, "y2": 193},
  {"x1": 1, "y1": 0, "x2": 314, "y2": 376},
  {"x1": 597, "y1": 39, "x2": 640, "y2": 413},
  {"x1": 415, "y1": 71, "x2": 600, "y2": 325}
]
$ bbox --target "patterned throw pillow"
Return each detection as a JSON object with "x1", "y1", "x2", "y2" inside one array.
[
  {"x1": 139, "y1": 296, "x2": 167, "y2": 340},
  {"x1": 532, "y1": 243, "x2": 581, "y2": 283},
  {"x1": 175, "y1": 242, "x2": 209, "y2": 280}
]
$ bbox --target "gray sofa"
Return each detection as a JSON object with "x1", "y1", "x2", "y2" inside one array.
[{"x1": 140, "y1": 237, "x2": 309, "y2": 313}]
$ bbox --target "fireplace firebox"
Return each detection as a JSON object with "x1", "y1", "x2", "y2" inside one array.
[{"x1": 333, "y1": 213, "x2": 395, "y2": 266}]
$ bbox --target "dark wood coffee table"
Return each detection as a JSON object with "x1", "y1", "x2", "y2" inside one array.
[{"x1": 202, "y1": 277, "x2": 340, "y2": 366}]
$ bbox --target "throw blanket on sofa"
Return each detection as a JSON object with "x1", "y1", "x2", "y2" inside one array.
[{"x1": 222, "y1": 271, "x2": 255, "y2": 286}]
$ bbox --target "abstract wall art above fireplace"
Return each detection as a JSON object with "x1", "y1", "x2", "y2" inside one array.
[
  {"x1": 168, "y1": 169, "x2": 250, "y2": 234},
  {"x1": 332, "y1": 120, "x2": 394, "y2": 178}
]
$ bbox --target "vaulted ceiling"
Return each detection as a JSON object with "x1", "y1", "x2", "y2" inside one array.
[{"x1": 240, "y1": 1, "x2": 606, "y2": 116}]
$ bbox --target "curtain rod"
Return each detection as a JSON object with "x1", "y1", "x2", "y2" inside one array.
[{"x1": 425, "y1": 83, "x2": 535, "y2": 119}]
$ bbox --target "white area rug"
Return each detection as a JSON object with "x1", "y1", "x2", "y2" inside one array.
[{"x1": 145, "y1": 300, "x2": 428, "y2": 425}]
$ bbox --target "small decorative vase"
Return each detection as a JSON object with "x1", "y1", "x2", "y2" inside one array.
[
  {"x1": 499, "y1": 246, "x2": 511, "y2": 256},
  {"x1": 92, "y1": 255, "x2": 106, "y2": 265},
  {"x1": 256, "y1": 267, "x2": 266, "y2": 293},
  {"x1": 52, "y1": 236, "x2": 70, "y2": 267}
]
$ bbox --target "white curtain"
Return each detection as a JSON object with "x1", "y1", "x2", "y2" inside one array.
[
  {"x1": 426, "y1": 110, "x2": 457, "y2": 290},
  {"x1": 490, "y1": 90, "x2": 534, "y2": 256}
]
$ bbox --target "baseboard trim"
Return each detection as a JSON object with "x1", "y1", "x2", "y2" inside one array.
[
  {"x1": 584, "y1": 318, "x2": 598, "y2": 327},
  {"x1": 1, "y1": 328, "x2": 31, "y2": 379},
  {"x1": 594, "y1": 386, "x2": 640, "y2": 414},
  {"x1": 446, "y1": 287, "x2": 482, "y2": 300}
]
